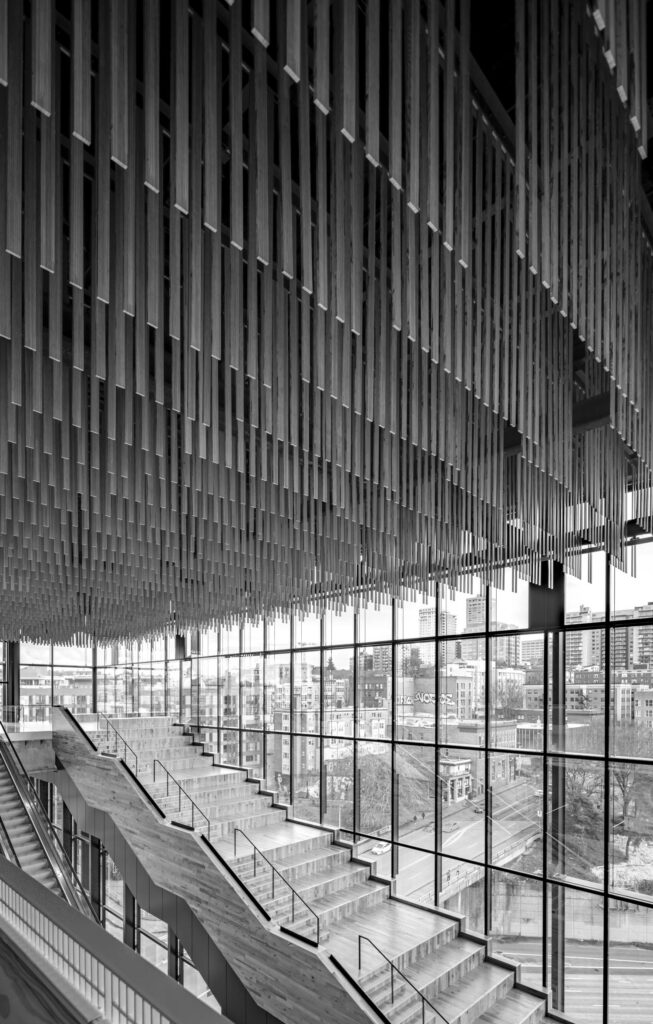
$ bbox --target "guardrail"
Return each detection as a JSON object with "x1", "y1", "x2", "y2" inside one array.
[
  {"x1": 95, "y1": 712, "x2": 140, "y2": 775},
  {"x1": 152, "y1": 759, "x2": 211, "y2": 839},
  {"x1": 358, "y1": 934, "x2": 450, "y2": 1024},
  {"x1": 0, "y1": 705, "x2": 52, "y2": 731},
  {"x1": 233, "y1": 827, "x2": 320, "y2": 946}
]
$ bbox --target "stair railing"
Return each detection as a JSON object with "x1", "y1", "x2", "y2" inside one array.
[
  {"x1": 233, "y1": 827, "x2": 320, "y2": 945},
  {"x1": 357, "y1": 935, "x2": 450, "y2": 1024},
  {"x1": 0, "y1": 721, "x2": 98, "y2": 921},
  {"x1": 152, "y1": 759, "x2": 211, "y2": 840},
  {"x1": 96, "y1": 713, "x2": 139, "y2": 776}
]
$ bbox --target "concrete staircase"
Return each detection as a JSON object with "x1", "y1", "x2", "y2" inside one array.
[
  {"x1": 89, "y1": 716, "x2": 559, "y2": 1024},
  {"x1": 0, "y1": 754, "x2": 62, "y2": 893}
]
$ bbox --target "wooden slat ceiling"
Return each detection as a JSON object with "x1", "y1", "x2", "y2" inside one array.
[{"x1": 0, "y1": 0, "x2": 650, "y2": 644}]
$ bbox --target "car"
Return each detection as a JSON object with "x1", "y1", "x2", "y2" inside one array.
[
  {"x1": 473, "y1": 806, "x2": 483, "y2": 814},
  {"x1": 371, "y1": 842, "x2": 390, "y2": 856}
]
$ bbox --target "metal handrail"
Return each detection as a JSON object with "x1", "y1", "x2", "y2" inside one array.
[
  {"x1": 96, "y1": 713, "x2": 139, "y2": 775},
  {"x1": 0, "y1": 815, "x2": 20, "y2": 866},
  {"x1": 0, "y1": 721, "x2": 98, "y2": 921},
  {"x1": 152, "y1": 759, "x2": 211, "y2": 840},
  {"x1": 358, "y1": 935, "x2": 450, "y2": 1024},
  {"x1": 233, "y1": 827, "x2": 320, "y2": 945}
]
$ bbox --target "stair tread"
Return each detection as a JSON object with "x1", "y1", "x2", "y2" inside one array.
[
  {"x1": 473, "y1": 988, "x2": 546, "y2": 1024},
  {"x1": 435, "y1": 962, "x2": 514, "y2": 1021},
  {"x1": 403, "y1": 936, "x2": 484, "y2": 987}
]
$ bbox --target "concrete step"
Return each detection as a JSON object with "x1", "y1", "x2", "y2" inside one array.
[
  {"x1": 434, "y1": 961, "x2": 515, "y2": 1024},
  {"x1": 473, "y1": 989, "x2": 547, "y2": 1024},
  {"x1": 311, "y1": 879, "x2": 389, "y2": 927},
  {"x1": 269, "y1": 843, "x2": 353, "y2": 883}
]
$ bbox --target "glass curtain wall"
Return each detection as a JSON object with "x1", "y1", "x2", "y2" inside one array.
[{"x1": 14, "y1": 543, "x2": 653, "y2": 1024}]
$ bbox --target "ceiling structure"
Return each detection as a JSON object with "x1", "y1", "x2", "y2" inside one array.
[{"x1": 0, "y1": 0, "x2": 650, "y2": 644}]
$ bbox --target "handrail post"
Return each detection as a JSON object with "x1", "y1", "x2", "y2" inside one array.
[
  {"x1": 292, "y1": 889, "x2": 295, "y2": 923},
  {"x1": 272, "y1": 865, "x2": 275, "y2": 900},
  {"x1": 358, "y1": 935, "x2": 362, "y2": 972},
  {"x1": 391, "y1": 963, "x2": 394, "y2": 1005}
]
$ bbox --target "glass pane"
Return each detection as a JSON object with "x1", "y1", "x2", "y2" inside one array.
[
  {"x1": 357, "y1": 645, "x2": 390, "y2": 739},
  {"x1": 294, "y1": 611, "x2": 321, "y2": 648},
  {"x1": 565, "y1": 549, "x2": 606, "y2": 622},
  {"x1": 396, "y1": 744, "x2": 436, "y2": 848},
  {"x1": 490, "y1": 755, "x2": 542, "y2": 872},
  {"x1": 241, "y1": 656, "x2": 263, "y2": 728},
  {"x1": 199, "y1": 629, "x2": 218, "y2": 657},
  {"x1": 547, "y1": 884, "x2": 603, "y2": 1024},
  {"x1": 266, "y1": 616, "x2": 291, "y2": 651},
  {"x1": 440, "y1": 652, "x2": 486, "y2": 742},
  {"x1": 358, "y1": 600, "x2": 393, "y2": 644},
  {"x1": 608, "y1": 900, "x2": 653, "y2": 1024},
  {"x1": 490, "y1": 636, "x2": 543, "y2": 749},
  {"x1": 357, "y1": 740, "x2": 391, "y2": 841},
  {"x1": 220, "y1": 623, "x2": 240, "y2": 655},
  {"x1": 20, "y1": 664, "x2": 51, "y2": 709},
  {"x1": 138, "y1": 933, "x2": 168, "y2": 975},
  {"x1": 439, "y1": 854, "x2": 484, "y2": 932},
  {"x1": 396, "y1": 641, "x2": 435, "y2": 739},
  {"x1": 547, "y1": 757, "x2": 604, "y2": 886},
  {"x1": 138, "y1": 664, "x2": 152, "y2": 715},
  {"x1": 242, "y1": 730, "x2": 264, "y2": 776},
  {"x1": 610, "y1": 626, "x2": 653, "y2": 755},
  {"x1": 20, "y1": 642, "x2": 51, "y2": 665},
  {"x1": 293, "y1": 650, "x2": 320, "y2": 733},
  {"x1": 612, "y1": 540, "x2": 653, "y2": 621},
  {"x1": 53, "y1": 665, "x2": 92, "y2": 714},
  {"x1": 265, "y1": 654, "x2": 290, "y2": 731},
  {"x1": 96, "y1": 668, "x2": 111, "y2": 715},
  {"x1": 323, "y1": 739, "x2": 353, "y2": 831},
  {"x1": 439, "y1": 577, "x2": 484, "y2": 636},
  {"x1": 292, "y1": 734, "x2": 320, "y2": 822},
  {"x1": 396, "y1": 845, "x2": 435, "y2": 904},
  {"x1": 104, "y1": 854, "x2": 123, "y2": 920},
  {"x1": 490, "y1": 871, "x2": 543, "y2": 987},
  {"x1": 395, "y1": 590, "x2": 438, "y2": 642},
  {"x1": 218, "y1": 728, "x2": 240, "y2": 765},
  {"x1": 323, "y1": 648, "x2": 354, "y2": 738},
  {"x1": 324, "y1": 605, "x2": 355, "y2": 647},
  {"x1": 265, "y1": 732, "x2": 290, "y2": 801},
  {"x1": 151, "y1": 635, "x2": 166, "y2": 660},
  {"x1": 219, "y1": 657, "x2": 240, "y2": 729},
  {"x1": 609, "y1": 761, "x2": 653, "y2": 900},
  {"x1": 180, "y1": 660, "x2": 192, "y2": 721},
  {"x1": 242, "y1": 618, "x2": 264, "y2": 653},
  {"x1": 197, "y1": 658, "x2": 217, "y2": 724},
  {"x1": 549, "y1": 630, "x2": 605, "y2": 755},
  {"x1": 440, "y1": 747, "x2": 484, "y2": 861},
  {"x1": 165, "y1": 662, "x2": 180, "y2": 720},
  {"x1": 490, "y1": 575, "x2": 530, "y2": 631}
]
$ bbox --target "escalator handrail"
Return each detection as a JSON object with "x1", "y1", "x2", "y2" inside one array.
[
  {"x1": 0, "y1": 815, "x2": 20, "y2": 866},
  {"x1": 0, "y1": 721, "x2": 98, "y2": 921}
]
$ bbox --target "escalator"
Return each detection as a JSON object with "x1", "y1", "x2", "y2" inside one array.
[{"x1": 0, "y1": 723, "x2": 96, "y2": 917}]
